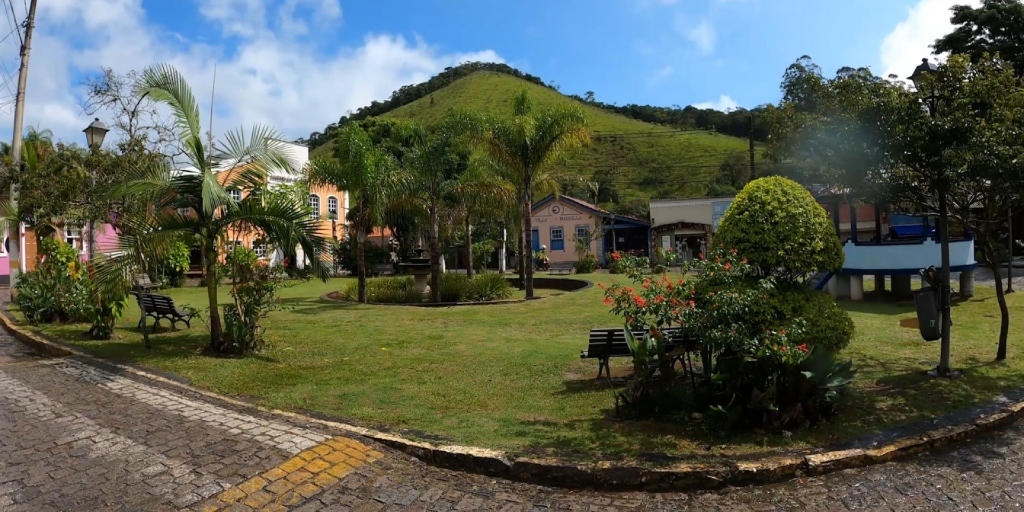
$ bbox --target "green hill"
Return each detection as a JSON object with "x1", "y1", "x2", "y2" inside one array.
[{"x1": 310, "y1": 71, "x2": 760, "y2": 202}]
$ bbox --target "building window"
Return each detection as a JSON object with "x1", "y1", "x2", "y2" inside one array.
[
  {"x1": 575, "y1": 225, "x2": 590, "y2": 241},
  {"x1": 0, "y1": 229, "x2": 7, "y2": 255},
  {"x1": 227, "y1": 240, "x2": 243, "y2": 253},
  {"x1": 309, "y1": 194, "x2": 320, "y2": 219},
  {"x1": 327, "y1": 196, "x2": 338, "y2": 218},
  {"x1": 550, "y1": 227, "x2": 565, "y2": 251},
  {"x1": 228, "y1": 188, "x2": 242, "y2": 202},
  {"x1": 65, "y1": 226, "x2": 85, "y2": 253},
  {"x1": 253, "y1": 241, "x2": 266, "y2": 258},
  {"x1": 177, "y1": 206, "x2": 191, "y2": 216}
]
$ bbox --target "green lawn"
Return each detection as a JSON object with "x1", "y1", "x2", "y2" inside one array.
[{"x1": 20, "y1": 274, "x2": 1024, "y2": 463}]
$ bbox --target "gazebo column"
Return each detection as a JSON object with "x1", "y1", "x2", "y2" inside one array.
[
  {"x1": 960, "y1": 269, "x2": 976, "y2": 298},
  {"x1": 874, "y1": 203, "x2": 885, "y2": 293},
  {"x1": 892, "y1": 274, "x2": 913, "y2": 299},
  {"x1": 850, "y1": 275, "x2": 864, "y2": 301},
  {"x1": 848, "y1": 203, "x2": 858, "y2": 243}
]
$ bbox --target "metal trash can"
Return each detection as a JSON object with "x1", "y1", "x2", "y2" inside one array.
[{"x1": 914, "y1": 287, "x2": 942, "y2": 341}]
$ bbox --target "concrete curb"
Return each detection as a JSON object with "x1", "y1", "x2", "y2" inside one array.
[{"x1": 3, "y1": 308, "x2": 1023, "y2": 491}]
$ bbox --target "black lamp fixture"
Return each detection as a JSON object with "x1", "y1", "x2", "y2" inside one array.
[
  {"x1": 83, "y1": 118, "x2": 109, "y2": 149},
  {"x1": 908, "y1": 58, "x2": 940, "y2": 115}
]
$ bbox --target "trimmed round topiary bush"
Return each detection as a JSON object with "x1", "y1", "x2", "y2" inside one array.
[
  {"x1": 715, "y1": 176, "x2": 843, "y2": 281},
  {"x1": 773, "y1": 286, "x2": 855, "y2": 353}
]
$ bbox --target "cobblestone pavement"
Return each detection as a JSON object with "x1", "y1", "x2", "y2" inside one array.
[{"x1": 5, "y1": 333, "x2": 1024, "y2": 511}]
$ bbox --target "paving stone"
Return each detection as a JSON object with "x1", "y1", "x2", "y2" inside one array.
[{"x1": 12, "y1": 316, "x2": 1024, "y2": 511}]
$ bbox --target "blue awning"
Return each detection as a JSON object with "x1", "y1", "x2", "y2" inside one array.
[{"x1": 890, "y1": 225, "x2": 934, "y2": 238}]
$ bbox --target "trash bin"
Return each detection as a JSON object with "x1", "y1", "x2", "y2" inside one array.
[{"x1": 914, "y1": 287, "x2": 942, "y2": 341}]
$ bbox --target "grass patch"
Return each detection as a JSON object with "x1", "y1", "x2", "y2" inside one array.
[{"x1": 18, "y1": 274, "x2": 1024, "y2": 462}]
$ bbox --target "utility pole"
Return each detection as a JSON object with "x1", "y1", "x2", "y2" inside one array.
[
  {"x1": 747, "y1": 112, "x2": 756, "y2": 182},
  {"x1": 8, "y1": 0, "x2": 39, "y2": 288}
]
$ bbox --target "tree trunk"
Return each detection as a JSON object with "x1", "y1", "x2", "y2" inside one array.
[
  {"x1": 465, "y1": 212, "x2": 474, "y2": 279},
  {"x1": 205, "y1": 244, "x2": 223, "y2": 351},
  {"x1": 356, "y1": 219, "x2": 367, "y2": 303},
  {"x1": 429, "y1": 203, "x2": 441, "y2": 303},
  {"x1": 517, "y1": 214, "x2": 525, "y2": 288},
  {"x1": 987, "y1": 236, "x2": 1011, "y2": 360},
  {"x1": 522, "y1": 183, "x2": 535, "y2": 299}
]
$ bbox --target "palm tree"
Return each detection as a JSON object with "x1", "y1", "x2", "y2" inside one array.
[
  {"x1": 92, "y1": 64, "x2": 331, "y2": 352},
  {"x1": 453, "y1": 157, "x2": 516, "y2": 278},
  {"x1": 480, "y1": 89, "x2": 589, "y2": 297},
  {"x1": 406, "y1": 111, "x2": 481, "y2": 300},
  {"x1": 309, "y1": 123, "x2": 403, "y2": 303}
]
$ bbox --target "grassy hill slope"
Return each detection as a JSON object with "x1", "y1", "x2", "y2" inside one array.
[{"x1": 311, "y1": 71, "x2": 758, "y2": 200}]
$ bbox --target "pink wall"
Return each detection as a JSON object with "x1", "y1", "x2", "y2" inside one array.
[{"x1": 89, "y1": 223, "x2": 121, "y2": 257}]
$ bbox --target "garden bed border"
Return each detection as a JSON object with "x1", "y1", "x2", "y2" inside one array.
[{"x1": 2, "y1": 305, "x2": 1023, "y2": 491}]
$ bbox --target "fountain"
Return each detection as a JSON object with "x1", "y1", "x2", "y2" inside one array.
[{"x1": 399, "y1": 248, "x2": 432, "y2": 298}]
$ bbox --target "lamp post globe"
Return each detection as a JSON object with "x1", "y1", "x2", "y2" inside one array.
[
  {"x1": 908, "y1": 58, "x2": 940, "y2": 115},
  {"x1": 83, "y1": 117, "x2": 109, "y2": 149}
]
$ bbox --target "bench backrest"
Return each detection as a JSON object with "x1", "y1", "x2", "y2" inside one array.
[
  {"x1": 551, "y1": 261, "x2": 575, "y2": 268},
  {"x1": 136, "y1": 274, "x2": 153, "y2": 285},
  {"x1": 371, "y1": 263, "x2": 394, "y2": 271},
  {"x1": 586, "y1": 327, "x2": 693, "y2": 356},
  {"x1": 136, "y1": 293, "x2": 178, "y2": 313}
]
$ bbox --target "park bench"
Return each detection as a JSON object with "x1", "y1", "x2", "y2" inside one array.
[
  {"x1": 369, "y1": 263, "x2": 395, "y2": 277},
  {"x1": 581, "y1": 327, "x2": 699, "y2": 378},
  {"x1": 134, "y1": 273, "x2": 161, "y2": 291},
  {"x1": 549, "y1": 261, "x2": 575, "y2": 275},
  {"x1": 131, "y1": 292, "x2": 195, "y2": 331}
]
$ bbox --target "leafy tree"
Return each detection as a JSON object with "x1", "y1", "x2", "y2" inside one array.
[
  {"x1": 479, "y1": 89, "x2": 590, "y2": 297},
  {"x1": 715, "y1": 176, "x2": 844, "y2": 282},
  {"x1": 884, "y1": 54, "x2": 1024, "y2": 360},
  {"x1": 309, "y1": 123, "x2": 403, "y2": 303},
  {"x1": 93, "y1": 64, "x2": 331, "y2": 352},
  {"x1": 762, "y1": 56, "x2": 901, "y2": 199},
  {"x1": 933, "y1": 0, "x2": 1024, "y2": 77}
]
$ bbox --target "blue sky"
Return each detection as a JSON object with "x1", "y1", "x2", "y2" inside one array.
[{"x1": 0, "y1": 0, "x2": 972, "y2": 144}]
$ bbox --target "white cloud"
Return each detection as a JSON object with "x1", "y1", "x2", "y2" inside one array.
[
  {"x1": 693, "y1": 94, "x2": 739, "y2": 111},
  {"x1": 0, "y1": 0, "x2": 502, "y2": 145},
  {"x1": 648, "y1": 65, "x2": 674, "y2": 86},
  {"x1": 879, "y1": 0, "x2": 980, "y2": 80},
  {"x1": 674, "y1": 15, "x2": 716, "y2": 56}
]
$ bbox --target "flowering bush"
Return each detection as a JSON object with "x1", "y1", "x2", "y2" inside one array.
[
  {"x1": 14, "y1": 238, "x2": 93, "y2": 324},
  {"x1": 606, "y1": 250, "x2": 649, "y2": 275},
  {"x1": 602, "y1": 245, "x2": 855, "y2": 429}
]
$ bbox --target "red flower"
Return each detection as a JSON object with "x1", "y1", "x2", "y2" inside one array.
[
  {"x1": 697, "y1": 253, "x2": 703, "y2": 260},
  {"x1": 797, "y1": 343, "x2": 809, "y2": 353},
  {"x1": 687, "y1": 300, "x2": 696, "y2": 308},
  {"x1": 603, "y1": 296, "x2": 613, "y2": 305},
  {"x1": 780, "y1": 329, "x2": 787, "y2": 336},
  {"x1": 634, "y1": 295, "x2": 647, "y2": 308},
  {"x1": 654, "y1": 294, "x2": 666, "y2": 304},
  {"x1": 723, "y1": 262, "x2": 732, "y2": 270},
  {"x1": 611, "y1": 251, "x2": 622, "y2": 261},
  {"x1": 741, "y1": 258, "x2": 748, "y2": 264},
  {"x1": 731, "y1": 248, "x2": 739, "y2": 255}
]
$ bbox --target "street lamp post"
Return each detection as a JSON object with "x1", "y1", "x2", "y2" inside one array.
[
  {"x1": 83, "y1": 118, "x2": 109, "y2": 261},
  {"x1": 909, "y1": 58, "x2": 959, "y2": 378}
]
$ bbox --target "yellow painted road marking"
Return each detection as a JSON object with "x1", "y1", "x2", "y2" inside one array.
[{"x1": 197, "y1": 435, "x2": 384, "y2": 511}]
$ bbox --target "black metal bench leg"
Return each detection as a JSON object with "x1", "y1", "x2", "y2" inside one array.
[{"x1": 598, "y1": 357, "x2": 609, "y2": 379}]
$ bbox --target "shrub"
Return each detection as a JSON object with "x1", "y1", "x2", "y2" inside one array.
[
  {"x1": 440, "y1": 273, "x2": 471, "y2": 302},
  {"x1": 772, "y1": 286, "x2": 855, "y2": 353},
  {"x1": 471, "y1": 240, "x2": 495, "y2": 271},
  {"x1": 14, "y1": 238, "x2": 92, "y2": 324},
  {"x1": 574, "y1": 254, "x2": 598, "y2": 274},
  {"x1": 222, "y1": 253, "x2": 283, "y2": 354},
  {"x1": 714, "y1": 176, "x2": 843, "y2": 282},
  {"x1": 340, "y1": 276, "x2": 420, "y2": 303},
  {"x1": 602, "y1": 245, "x2": 856, "y2": 430},
  {"x1": 467, "y1": 272, "x2": 514, "y2": 301},
  {"x1": 155, "y1": 240, "x2": 190, "y2": 288},
  {"x1": 607, "y1": 251, "x2": 649, "y2": 275}
]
